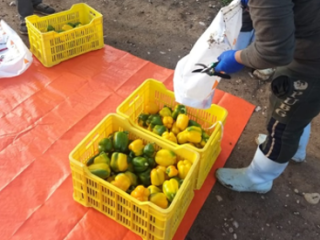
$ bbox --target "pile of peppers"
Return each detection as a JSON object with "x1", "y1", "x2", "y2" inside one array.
[
  {"x1": 138, "y1": 103, "x2": 211, "y2": 148},
  {"x1": 85, "y1": 130, "x2": 193, "y2": 209}
]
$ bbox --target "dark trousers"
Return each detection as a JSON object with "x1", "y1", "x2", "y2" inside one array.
[
  {"x1": 17, "y1": 0, "x2": 42, "y2": 18},
  {"x1": 261, "y1": 66, "x2": 320, "y2": 163}
]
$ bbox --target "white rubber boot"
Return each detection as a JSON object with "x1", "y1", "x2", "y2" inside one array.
[
  {"x1": 215, "y1": 147, "x2": 288, "y2": 193},
  {"x1": 255, "y1": 123, "x2": 311, "y2": 162}
]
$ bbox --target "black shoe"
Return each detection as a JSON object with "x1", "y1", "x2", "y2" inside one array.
[
  {"x1": 19, "y1": 20, "x2": 28, "y2": 35},
  {"x1": 33, "y1": 3, "x2": 55, "y2": 15}
]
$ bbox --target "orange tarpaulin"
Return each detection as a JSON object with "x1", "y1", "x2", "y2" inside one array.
[{"x1": 0, "y1": 45, "x2": 254, "y2": 240}]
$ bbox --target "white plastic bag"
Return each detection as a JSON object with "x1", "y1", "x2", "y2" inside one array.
[
  {"x1": 173, "y1": 0, "x2": 242, "y2": 109},
  {"x1": 0, "y1": 20, "x2": 33, "y2": 78}
]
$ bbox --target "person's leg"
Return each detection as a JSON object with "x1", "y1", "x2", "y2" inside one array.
[
  {"x1": 256, "y1": 123, "x2": 311, "y2": 162},
  {"x1": 31, "y1": 0, "x2": 43, "y2": 7},
  {"x1": 16, "y1": 0, "x2": 34, "y2": 19},
  {"x1": 16, "y1": 0, "x2": 55, "y2": 35},
  {"x1": 216, "y1": 67, "x2": 320, "y2": 193},
  {"x1": 16, "y1": 0, "x2": 34, "y2": 34},
  {"x1": 33, "y1": 1, "x2": 55, "y2": 15},
  {"x1": 259, "y1": 69, "x2": 320, "y2": 163},
  {"x1": 216, "y1": 146, "x2": 288, "y2": 193}
]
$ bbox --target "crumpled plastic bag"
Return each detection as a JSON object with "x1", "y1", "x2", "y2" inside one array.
[
  {"x1": 173, "y1": 0, "x2": 242, "y2": 109},
  {"x1": 0, "y1": 20, "x2": 33, "y2": 78}
]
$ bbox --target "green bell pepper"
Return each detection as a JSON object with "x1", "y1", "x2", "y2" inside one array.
[
  {"x1": 113, "y1": 131, "x2": 129, "y2": 153},
  {"x1": 146, "y1": 114, "x2": 163, "y2": 129},
  {"x1": 202, "y1": 131, "x2": 210, "y2": 142},
  {"x1": 127, "y1": 151, "x2": 135, "y2": 163},
  {"x1": 143, "y1": 143, "x2": 156, "y2": 157},
  {"x1": 98, "y1": 138, "x2": 113, "y2": 153},
  {"x1": 47, "y1": 25, "x2": 55, "y2": 31},
  {"x1": 152, "y1": 125, "x2": 167, "y2": 136},
  {"x1": 132, "y1": 157, "x2": 149, "y2": 172},
  {"x1": 138, "y1": 113, "x2": 149, "y2": 127},
  {"x1": 172, "y1": 104, "x2": 187, "y2": 120},
  {"x1": 188, "y1": 120, "x2": 201, "y2": 128},
  {"x1": 138, "y1": 168, "x2": 151, "y2": 186},
  {"x1": 86, "y1": 152, "x2": 100, "y2": 166},
  {"x1": 146, "y1": 157, "x2": 156, "y2": 168},
  {"x1": 127, "y1": 152, "x2": 135, "y2": 172}
]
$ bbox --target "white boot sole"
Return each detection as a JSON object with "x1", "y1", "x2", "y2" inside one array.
[{"x1": 215, "y1": 169, "x2": 273, "y2": 194}]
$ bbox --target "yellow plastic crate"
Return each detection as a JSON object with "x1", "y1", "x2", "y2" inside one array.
[
  {"x1": 69, "y1": 114, "x2": 199, "y2": 240},
  {"x1": 117, "y1": 79, "x2": 228, "y2": 189},
  {"x1": 26, "y1": 3, "x2": 104, "y2": 67}
]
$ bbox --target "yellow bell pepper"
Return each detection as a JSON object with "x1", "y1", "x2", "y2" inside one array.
[
  {"x1": 159, "y1": 106, "x2": 172, "y2": 117},
  {"x1": 156, "y1": 165, "x2": 167, "y2": 173},
  {"x1": 176, "y1": 114, "x2": 189, "y2": 131},
  {"x1": 128, "y1": 139, "x2": 144, "y2": 156},
  {"x1": 151, "y1": 168, "x2": 166, "y2": 186},
  {"x1": 177, "y1": 126, "x2": 202, "y2": 144},
  {"x1": 177, "y1": 131, "x2": 188, "y2": 144},
  {"x1": 166, "y1": 165, "x2": 179, "y2": 178},
  {"x1": 184, "y1": 126, "x2": 202, "y2": 143},
  {"x1": 88, "y1": 163, "x2": 111, "y2": 179},
  {"x1": 131, "y1": 185, "x2": 150, "y2": 201},
  {"x1": 111, "y1": 173, "x2": 131, "y2": 191},
  {"x1": 155, "y1": 149, "x2": 177, "y2": 167},
  {"x1": 171, "y1": 122, "x2": 180, "y2": 135},
  {"x1": 156, "y1": 165, "x2": 169, "y2": 180},
  {"x1": 61, "y1": 24, "x2": 73, "y2": 31},
  {"x1": 162, "y1": 178, "x2": 179, "y2": 202},
  {"x1": 144, "y1": 102, "x2": 159, "y2": 114},
  {"x1": 124, "y1": 171, "x2": 138, "y2": 186},
  {"x1": 162, "y1": 116, "x2": 174, "y2": 129},
  {"x1": 162, "y1": 132, "x2": 177, "y2": 143},
  {"x1": 110, "y1": 152, "x2": 128, "y2": 172},
  {"x1": 149, "y1": 192, "x2": 169, "y2": 209},
  {"x1": 177, "y1": 160, "x2": 192, "y2": 179},
  {"x1": 147, "y1": 185, "x2": 161, "y2": 195}
]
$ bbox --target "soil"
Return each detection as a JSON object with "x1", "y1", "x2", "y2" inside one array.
[{"x1": 1, "y1": 0, "x2": 320, "y2": 239}]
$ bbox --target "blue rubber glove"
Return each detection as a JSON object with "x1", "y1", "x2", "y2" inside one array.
[
  {"x1": 214, "y1": 50, "x2": 244, "y2": 74},
  {"x1": 241, "y1": 0, "x2": 249, "y2": 7}
]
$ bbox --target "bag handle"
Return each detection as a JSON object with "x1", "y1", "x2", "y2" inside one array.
[{"x1": 203, "y1": 121, "x2": 224, "y2": 142}]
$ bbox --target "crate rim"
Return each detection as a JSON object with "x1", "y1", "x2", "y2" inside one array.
[
  {"x1": 25, "y1": 3, "x2": 103, "y2": 36},
  {"x1": 116, "y1": 78, "x2": 229, "y2": 153},
  {"x1": 69, "y1": 113, "x2": 200, "y2": 214}
]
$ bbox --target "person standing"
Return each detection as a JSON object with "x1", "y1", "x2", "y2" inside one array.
[
  {"x1": 16, "y1": 0, "x2": 55, "y2": 34},
  {"x1": 214, "y1": 0, "x2": 320, "y2": 193}
]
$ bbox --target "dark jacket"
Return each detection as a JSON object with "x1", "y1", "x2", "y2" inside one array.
[{"x1": 241, "y1": 0, "x2": 320, "y2": 77}]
